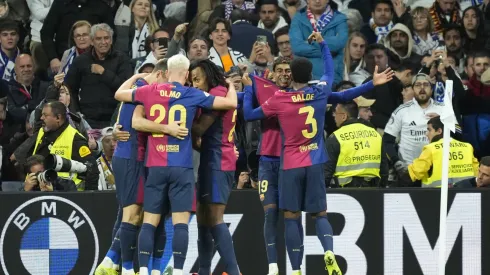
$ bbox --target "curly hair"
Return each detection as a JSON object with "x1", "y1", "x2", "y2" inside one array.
[{"x1": 188, "y1": 59, "x2": 227, "y2": 90}]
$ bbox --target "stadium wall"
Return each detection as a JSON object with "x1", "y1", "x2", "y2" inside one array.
[{"x1": 0, "y1": 189, "x2": 486, "y2": 275}]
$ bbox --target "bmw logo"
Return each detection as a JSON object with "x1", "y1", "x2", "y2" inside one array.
[{"x1": 0, "y1": 196, "x2": 99, "y2": 275}]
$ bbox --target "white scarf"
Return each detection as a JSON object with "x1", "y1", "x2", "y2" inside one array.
[
  {"x1": 370, "y1": 19, "x2": 394, "y2": 43},
  {"x1": 132, "y1": 23, "x2": 149, "y2": 59},
  {"x1": 412, "y1": 32, "x2": 440, "y2": 56},
  {"x1": 257, "y1": 16, "x2": 288, "y2": 34}
]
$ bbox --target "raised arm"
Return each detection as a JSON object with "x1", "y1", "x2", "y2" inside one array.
[
  {"x1": 308, "y1": 32, "x2": 334, "y2": 88},
  {"x1": 114, "y1": 73, "x2": 148, "y2": 102},
  {"x1": 211, "y1": 81, "x2": 238, "y2": 110}
]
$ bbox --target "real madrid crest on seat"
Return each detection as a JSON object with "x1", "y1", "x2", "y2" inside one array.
[{"x1": 0, "y1": 196, "x2": 99, "y2": 275}]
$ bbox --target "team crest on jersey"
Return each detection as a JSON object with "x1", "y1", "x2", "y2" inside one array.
[{"x1": 0, "y1": 196, "x2": 99, "y2": 275}]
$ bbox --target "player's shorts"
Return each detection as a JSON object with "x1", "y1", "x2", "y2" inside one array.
[
  {"x1": 144, "y1": 166, "x2": 194, "y2": 214},
  {"x1": 197, "y1": 169, "x2": 234, "y2": 204},
  {"x1": 279, "y1": 163, "x2": 327, "y2": 213},
  {"x1": 113, "y1": 156, "x2": 145, "y2": 207},
  {"x1": 258, "y1": 160, "x2": 280, "y2": 206}
]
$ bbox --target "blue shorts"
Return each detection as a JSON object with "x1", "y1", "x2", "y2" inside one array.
[
  {"x1": 279, "y1": 164, "x2": 327, "y2": 213},
  {"x1": 197, "y1": 169, "x2": 234, "y2": 204},
  {"x1": 144, "y1": 167, "x2": 194, "y2": 214},
  {"x1": 113, "y1": 156, "x2": 145, "y2": 207},
  {"x1": 258, "y1": 160, "x2": 280, "y2": 206}
]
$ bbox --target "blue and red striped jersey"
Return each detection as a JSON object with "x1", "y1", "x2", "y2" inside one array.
[
  {"x1": 261, "y1": 87, "x2": 328, "y2": 170},
  {"x1": 199, "y1": 86, "x2": 237, "y2": 171},
  {"x1": 113, "y1": 78, "x2": 148, "y2": 161},
  {"x1": 132, "y1": 82, "x2": 215, "y2": 168}
]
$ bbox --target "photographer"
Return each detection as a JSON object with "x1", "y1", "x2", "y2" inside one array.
[
  {"x1": 31, "y1": 101, "x2": 99, "y2": 190},
  {"x1": 23, "y1": 155, "x2": 77, "y2": 191}
]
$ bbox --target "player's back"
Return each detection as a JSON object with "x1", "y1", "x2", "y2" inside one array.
[
  {"x1": 273, "y1": 88, "x2": 328, "y2": 170},
  {"x1": 200, "y1": 86, "x2": 236, "y2": 171},
  {"x1": 134, "y1": 82, "x2": 215, "y2": 168},
  {"x1": 113, "y1": 78, "x2": 148, "y2": 161}
]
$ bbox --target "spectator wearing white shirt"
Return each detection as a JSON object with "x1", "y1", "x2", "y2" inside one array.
[{"x1": 27, "y1": 0, "x2": 54, "y2": 74}]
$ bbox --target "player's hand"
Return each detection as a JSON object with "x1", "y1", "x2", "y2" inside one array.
[
  {"x1": 308, "y1": 31, "x2": 324, "y2": 44},
  {"x1": 165, "y1": 121, "x2": 188, "y2": 140},
  {"x1": 113, "y1": 124, "x2": 130, "y2": 141},
  {"x1": 133, "y1": 73, "x2": 149, "y2": 80},
  {"x1": 91, "y1": 64, "x2": 105, "y2": 75},
  {"x1": 242, "y1": 73, "x2": 252, "y2": 86},
  {"x1": 234, "y1": 145, "x2": 239, "y2": 159},
  {"x1": 372, "y1": 66, "x2": 395, "y2": 86}
]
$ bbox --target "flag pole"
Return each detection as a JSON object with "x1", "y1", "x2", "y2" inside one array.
[{"x1": 438, "y1": 80, "x2": 454, "y2": 275}]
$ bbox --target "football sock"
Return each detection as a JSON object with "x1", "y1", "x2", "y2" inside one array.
[
  {"x1": 297, "y1": 215, "x2": 304, "y2": 266},
  {"x1": 197, "y1": 225, "x2": 213, "y2": 275},
  {"x1": 152, "y1": 220, "x2": 166, "y2": 273},
  {"x1": 285, "y1": 218, "x2": 301, "y2": 270},
  {"x1": 264, "y1": 207, "x2": 279, "y2": 264},
  {"x1": 138, "y1": 223, "x2": 156, "y2": 269},
  {"x1": 315, "y1": 215, "x2": 334, "y2": 252},
  {"x1": 211, "y1": 223, "x2": 240, "y2": 275},
  {"x1": 120, "y1": 222, "x2": 139, "y2": 272},
  {"x1": 173, "y1": 223, "x2": 189, "y2": 270}
]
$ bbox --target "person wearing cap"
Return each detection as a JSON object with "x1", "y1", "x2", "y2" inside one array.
[
  {"x1": 96, "y1": 127, "x2": 116, "y2": 190},
  {"x1": 354, "y1": 96, "x2": 375, "y2": 121},
  {"x1": 383, "y1": 73, "x2": 461, "y2": 186},
  {"x1": 325, "y1": 101, "x2": 388, "y2": 187}
]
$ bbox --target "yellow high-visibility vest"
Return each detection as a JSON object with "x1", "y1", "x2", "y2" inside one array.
[
  {"x1": 421, "y1": 139, "x2": 476, "y2": 187},
  {"x1": 33, "y1": 125, "x2": 84, "y2": 190},
  {"x1": 333, "y1": 123, "x2": 382, "y2": 186}
]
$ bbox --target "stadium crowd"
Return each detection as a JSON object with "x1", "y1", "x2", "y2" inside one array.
[{"x1": 1, "y1": 0, "x2": 490, "y2": 190}]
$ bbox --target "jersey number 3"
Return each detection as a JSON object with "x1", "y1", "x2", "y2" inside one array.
[
  {"x1": 150, "y1": 104, "x2": 187, "y2": 137},
  {"x1": 299, "y1": 106, "x2": 317, "y2": 139}
]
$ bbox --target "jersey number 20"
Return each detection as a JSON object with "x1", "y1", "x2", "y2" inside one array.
[
  {"x1": 150, "y1": 104, "x2": 187, "y2": 137},
  {"x1": 299, "y1": 106, "x2": 317, "y2": 138}
]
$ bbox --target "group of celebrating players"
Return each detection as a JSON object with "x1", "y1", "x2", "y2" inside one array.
[{"x1": 94, "y1": 31, "x2": 394, "y2": 275}]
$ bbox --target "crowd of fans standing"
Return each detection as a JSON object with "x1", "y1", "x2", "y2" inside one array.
[{"x1": 0, "y1": 0, "x2": 490, "y2": 190}]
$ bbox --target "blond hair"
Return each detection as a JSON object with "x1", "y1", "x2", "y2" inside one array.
[
  {"x1": 343, "y1": 32, "x2": 367, "y2": 75},
  {"x1": 130, "y1": 0, "x2": 159, "y2": 35},
  {"x1": 411, "y1": 7, "x2": 433, "y2": 33}
]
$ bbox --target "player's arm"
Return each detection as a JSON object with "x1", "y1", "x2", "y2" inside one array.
[
  {"x1": 237, "y1": 92, "x2": 245, "y2": 108},
  {"x1": 325, "y1": 134, "x2": 340, "y2": 187},
  {"x1": 328, "y1": 81, "x2": 375, "y2": 104},
  {"x1": 71, "y1": 135, "x2": 99, "y2": 190},
  {"x1": 313, "y1": 34, "x2": 334, "y2": 88},
  {"x1": 132, "y1": 105, "x2": 188, "y2": 139},
  {"x1": 210, "y1": 82, "x2": 238, "y2": 110},
  {"x1": 192, "y1": 113, "x2": 216, "y2": 137},
  {"x1": 114, "y1": 73, "x2": 148, "y2": 102},
  {"x1": 382, "y1": 111, "x2": 403, "y2": 164},
  {"x1": 407, "y1": 147, "x2": 433, "y2": 182},
  {"x1": 243, "y1": 85, "x2": 267, "y2": 121}
]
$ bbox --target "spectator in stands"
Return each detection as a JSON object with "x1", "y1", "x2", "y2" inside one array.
[
  {"x1": 134, "y1": 28, "x2": 171, "y2": 73},
  {"x1": 257, "y1": 0, "x2": 289, "y2": 34},
  {"x1": 280, "y1": 0, "x2": 306, "y2": 19},
  {"x1": 343, "y1": 32, "x2": 367, "y2": 84},
  {"x1": 363, "y1": 59, "x2": 413, "y2": 131},
  {"x1": 344, "y1": 8, "x2": 363, "y2": 33},
  {"x1": 27, "y1": 0, "x2": 54, "y2": 74},
  {"x1": 428, "y1": 0, "x2": 461, "y2": 37},
  {"x1": 57, "y1": 85, "x2": 92, "y2": 138},
  {"x1": 114, "y1": 0, "x2": 159, "y2": 58},
  {"x1": 402, "y1": 85, "x2": 414, "y2": 103},
  {"x1": 462, "y1": 55, "x2": 474, "y2": 80},
  {"x1": 0, "y1": 0, "x2": 29, "y2": 50},
  {"x1": 249, "y1": 40, "x2": 274, "y2": 77},
  {"x1": 165, "y1": 23, "x2": 191, "y2": 59},
  {"x1": 331, "y1": 0, "x2": 371, "y2": 23},
  {"x1": 187, "y1": 37, "x2": 210, "y2": 61},
  {"x1": 411, "y1": 7, "x2": 441, "y2": 56},
  {"x1": 361, "y1": 0, "x2": 394, "y2": 44},
  {"x1": 274, "y1": 26, "x2": 293, "y2": 59},
  {"x1": 324, "y1": 81, "x2": 357, "y2": 136},
  {"x1": 455, "y1": 156, "x2": 490, "y2": 188},
  {"x1": 290, "y1": 0, "x2": 348, "y2": 84},
  {"x1": 209, "y1": 0, "x2": 256, "y2": 22},
  {"x1": 41, "y1": 0, "x2": 114, "y2": 74},
  {"x1": 383, "y1": 23, "x2": 422, "y2": 69},
  {"x1": 444, "y1": 25, "x2": 466, "y2": 73},
  {"x1": 462, "y1": 6, "x2": 489, "y2": 53},
  {"x1": 65, "y1": 23, "x2": 132, "y2": 129},
  {"x1": 3, "y1": 54, "x2": 47, "y2": 129},
  {"x1": 97, "y1": 127, "x2": 116, "y2": 190},
  {"x1": 22, "y1": 155, "x2": 78, "y2": 191},
  {"x1": 354, "y1": 96, "x2": 375, "y2": 122},
  {"x1": 208, "y1": 17, "x2": 247, "y2": 72},
  {"x1": 226, "y1": 66, "x2": 244, "y2": 92},
  {"x1": 461, "y1": 51, "x2": 490, "y2": 158},
  {"x1": 235, "y1": 170, "x2": 251, "y2": 189},
  {"x1": 0, "y1": 20, "x2": 19, "y2": 82},
  {"x1": 229, "y1": 9, "x2": 275, "y2": 59}
]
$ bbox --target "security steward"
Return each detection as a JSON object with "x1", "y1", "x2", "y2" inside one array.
[
  {"x1": 30, "y1": 101, "x2": 99, "y2": 190},
  {"x1": 325, "y1": 101, "x2": 388, "y2": 187},
  {"x1": 406, "y1": 116, "x2": 478, "y2": 187}
]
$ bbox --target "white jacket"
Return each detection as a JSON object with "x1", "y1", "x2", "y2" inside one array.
[{"x1": 26, "y1": 0, "x2": 54, "y2": 43}]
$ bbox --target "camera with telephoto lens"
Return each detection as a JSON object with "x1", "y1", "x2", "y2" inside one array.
[
  {"x1": 44, "y1": 154, "x2": 87, "y2": 173},
  {"x1": 35, "y1": 169, "x2": 57, "y2": 183}
]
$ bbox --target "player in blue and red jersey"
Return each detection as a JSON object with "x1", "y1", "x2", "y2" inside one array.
[
  {"x1": 114, "y1": 54, "x2": 237, "y2": 275},
  {"x1": 243, "y1": 32, "x2": 394, "y2": 275},
  {"x1": 96, "y1": 59, "x2": 189, "y2": 275},
  {"x1": 188, "y1": 59, "x2": 240, "y2": 275}
]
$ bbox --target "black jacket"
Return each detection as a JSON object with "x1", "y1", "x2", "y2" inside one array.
[
  {"x1": 64, "y1": 48, "x2": 132, "y2": 129},
  {"x1": 325, "y1": 119, "x2": 389, "y2": 187},
  {"x1": 229, "y1": 21, "x2": 277, "y2": 58},
  {"x1": 41, "y1": 0, "x2": 114, "y2": 62},
  {"x1": 362, "y1": 76, "x2": 404, "y2": 129},
  {"x1": 28, "y1": 122, "x2": 99, "y2": 190},
  {"x1": 3, "y1": 78, "x2": 48, "y2": 125}
]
